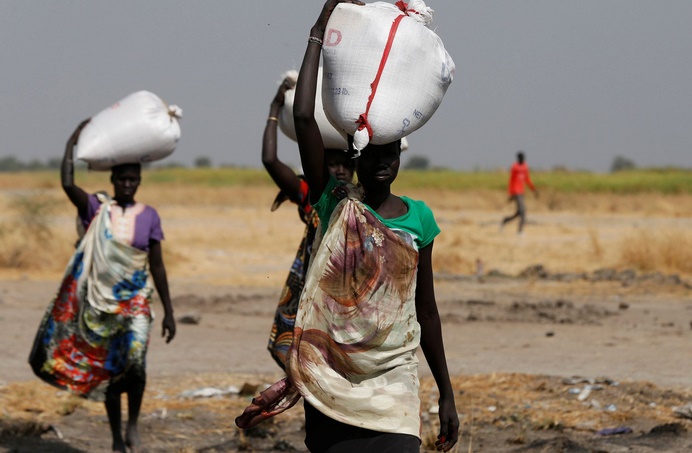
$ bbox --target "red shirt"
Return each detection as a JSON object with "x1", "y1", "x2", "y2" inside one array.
[
  {"x1": 296, "y1": 179, "x2": 312, "y2": 215},
  {"x1": 508, "y1": 162, "x2": 535, "y2": 196}
]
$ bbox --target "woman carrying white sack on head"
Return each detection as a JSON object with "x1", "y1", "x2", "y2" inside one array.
[
  {"x1": 237, "y1": 1, "x2": 458, "y2": 452},
  {"x1": 30, "y1": 91, "x2": 181, "y2": 453}
]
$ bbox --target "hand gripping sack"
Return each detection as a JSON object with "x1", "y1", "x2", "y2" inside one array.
[
  {"x1": 322, "y1": 0, "x2": 455, "y2": 151},
  {"x1": 76, "y1": 91, "x2": 182, "y2": 170},
  {"x1": 278, "y1": 69, "x2": 349, "y2": 150}
]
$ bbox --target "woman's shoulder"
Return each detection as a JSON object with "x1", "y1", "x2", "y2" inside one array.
[
  {"x1": 141, "y1": 203, "x2": 159, "y2": 212},
  {"x1": 139, "y1": 203, "x2": 162, "y2": 222},
  {"x1": 397, "y1": 196, "x2": 440, "y2": 247},
  {"x1": 400, "y1": 196, "x2": 434, "y2": 216},
  {"x1": 138, "y1": 204, "x2": 164, "y2": 239}
]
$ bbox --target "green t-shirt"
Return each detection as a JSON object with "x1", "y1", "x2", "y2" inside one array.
[{"x1": 313, "y1": 176, "x2": 440, "y2": 249}]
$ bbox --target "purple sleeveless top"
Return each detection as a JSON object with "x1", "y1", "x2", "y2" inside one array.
[{"x1": 79, "y1": 194, "x2": 164, "y2": 251}]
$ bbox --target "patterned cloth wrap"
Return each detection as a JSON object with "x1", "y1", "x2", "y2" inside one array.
[
  {"x1": 238, "y1": 185, "x2": 423, "y2": 439},
  {"x1": 267, "y1": 179, "x2": 320, "y2": 369},
  {"x1": 29, "y1": 194, "x2": 154, "y2": 401}
]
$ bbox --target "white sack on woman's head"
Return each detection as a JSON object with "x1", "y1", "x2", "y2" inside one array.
[
  {"x1": 321, "y1": 0, "x2": 454, "y2": 151},
  {"x1": 76, "y1": 91, "x2": 182, "y2": 171},
  {"x1": 278, "y1": 67, "x2": 349, "y2": 150}
]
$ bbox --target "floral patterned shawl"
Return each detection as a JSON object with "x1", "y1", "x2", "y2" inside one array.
[
  {"x1": 29, "y1": 194, "x2": 154, "y2": 401},
  {"x1": 237, "y1": 186, "x2": 423, "y2": 438}
]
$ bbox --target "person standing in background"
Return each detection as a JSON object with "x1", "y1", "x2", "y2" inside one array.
[{"x1": 501, "y1": 151, "x2": 538, "y2": 234}]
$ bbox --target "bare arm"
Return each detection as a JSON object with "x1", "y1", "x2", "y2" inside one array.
[
  {"x1": 294, "y1": 0, "x2": 363, "y2": 205},
  {"x1": 416, "y1": 242, "x2": 459, "y2": 451},
  {"x1": 293, "y1": 22, "x2": 327, "y2": 205},
  {"x1": 262, "y1": 78, "x2": 302, "y2": 197},
  {"x1": 148, "y1": 240, "x2": 176, "y2": 343},
  {"x1": 61, "y1": 119, "x2": 91, "y2": 214},
  {"x1": 525, "y1": 169, "x2": 538, "y2": 198}
]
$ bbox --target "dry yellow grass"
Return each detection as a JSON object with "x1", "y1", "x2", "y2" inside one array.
[
  {"x1": 0, "y1": 190, "x2": 74, "y2": 271},
  {"x1": 619, "y1": 228, "x2": 692, "y2": 274},
  {"x1": 1, "y1": 181, "x2": 691, "y2": 283}
]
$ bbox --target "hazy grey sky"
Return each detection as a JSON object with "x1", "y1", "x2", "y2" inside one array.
[{"x1": 1, "y1": 1, "x2": 691, "y2": 172}]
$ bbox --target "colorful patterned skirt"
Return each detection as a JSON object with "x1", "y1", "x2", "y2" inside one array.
[
  {"x1": 267, "y1": 210, "x2": 319, "y2": 369},
  {"x1": 29, "y1": 199, "x2": 153, "y2": 401}
]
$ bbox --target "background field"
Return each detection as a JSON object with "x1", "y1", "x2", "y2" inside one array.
[
  {"x1": 1, "y1": 168, "x2": 691, "y2": 452},
  {"x1": 1, "y1": 168, "x2": 691, "y2": 282}
]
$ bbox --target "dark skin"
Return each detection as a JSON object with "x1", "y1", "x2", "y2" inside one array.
[
  {"x1": 293, "y1": 1, "x2": 459, "y2": 451},
  {"x1": 262, "y1": 76, "x2": 354, "y2": 198},
  {"x1": 61, "y1": 120, "x2": 175, "y2": 453}
]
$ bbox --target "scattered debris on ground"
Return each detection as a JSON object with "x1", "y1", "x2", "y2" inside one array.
[{"x1": 1, "y1": 372, "x2": 689, "y2": 452}]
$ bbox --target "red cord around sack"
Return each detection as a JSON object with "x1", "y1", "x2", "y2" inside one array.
[
  {"x1": 355, "y1": 12, "x2": 406, "y2": 141},
  {"x1": 395, "y1": 1, "x2": 420, "y2": 16}
]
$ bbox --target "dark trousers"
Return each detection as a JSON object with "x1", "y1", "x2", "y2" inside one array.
[
  {"x1": 303, "y1": 401, "x2": 420, "y2": 453},
  {"x1": 502, "y1": 194, "x2": 527, "y2": 232}
]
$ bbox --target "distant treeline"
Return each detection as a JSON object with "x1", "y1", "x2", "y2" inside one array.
[
  {"x1": 0, "y1": 156, "x2": 64, "y2": 172},
  {"x1": 2, "y1": 156, "x2": 691, "y2": 194},
  {"x1": 0, "y1": 155, "x2": 190, "y2": 172},
  {"x1": 0, "y1": 153, "x2": 676, "y2": 174},
  {"x1": 6, "y1": 167, "x2": 690, "y2": 195},
  {"x1": 396, "y1": 168, "x2": 692, "y2": 194}
]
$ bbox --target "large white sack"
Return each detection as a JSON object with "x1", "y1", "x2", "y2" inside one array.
[
  {"x1": 76, "y1": 90, "x2": 182, "y2": 171},
  {"x1": 321, "y1": 0, "x2": 454, "y2": 151},
  {"x1": 278, "y1": 69, "x2": 348, "y2": 150}
]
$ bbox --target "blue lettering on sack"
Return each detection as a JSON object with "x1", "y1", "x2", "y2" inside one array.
[{"x1": 398, "y1": 118, "x2": 412, "y2": 136}]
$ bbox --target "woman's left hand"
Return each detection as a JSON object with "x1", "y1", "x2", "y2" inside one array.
[
  {"x1": 272, "y1": 77, "x2": 295, "y2": 108},
  {"x1": 314, "y1": 0, "x2": 364, "y2": 35},
  {"x1": 435, "y1": 396, "x2": 459, "y2": 451},
  {"x1": 162, "y1": 314, "x2": 176, "y2": 343}
]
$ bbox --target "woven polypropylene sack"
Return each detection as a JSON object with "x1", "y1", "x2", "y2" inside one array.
[
  {"x1": 279, "y1": 69, "x2": 349, "y2": 151},
  {"x1": 321, "y1": 1, "x2": 454, "y2": 151},
  {"x1": 76, "y1": 91, "x2": 182, "y2": 171}
]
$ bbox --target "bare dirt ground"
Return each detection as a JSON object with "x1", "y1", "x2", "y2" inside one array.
[
  {"x1": 2, "y1": 275, "x2": 691, "y2": 452},
  {"x1": 1, "y1": 187, "x2": 691, "y2": 452}
]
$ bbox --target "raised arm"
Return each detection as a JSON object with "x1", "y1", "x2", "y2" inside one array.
[
  {"x1": 415, "y1": 242, "x2": 459, "y2": 452},
  {"x1": 61, "y1": 119, "x2": 91, "y2": 213},
  {"x1": 148, "y1": 240, "x2": 176, "y2": 343},
  {"x1": 525, "y1": 167, "x2": 538, "y2": 197},
  {"x1": 262, "y1": 78, "x2": 302, "y2": 197},
  {"x1": 294, "y1": 0, "x2": 363, "y2": 204}
]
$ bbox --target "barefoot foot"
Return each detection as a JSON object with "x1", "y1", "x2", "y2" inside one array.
[
  {"x1": 112, "y1": 439, "x2": 127, "y2": 453},
  {"x1": 125, "y1": 424, "x2": 141, "y2": 453}
]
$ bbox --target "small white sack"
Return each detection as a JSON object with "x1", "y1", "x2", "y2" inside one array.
[
  {"x1": 322, "y1": 0, "x2": 454, "y2": 151},
  {"x1": 278, "y1": 69, "x2": 348, "y2": 150},
  {"x1": 76, "y1": 91, "x2": 182, "y2": 170}
]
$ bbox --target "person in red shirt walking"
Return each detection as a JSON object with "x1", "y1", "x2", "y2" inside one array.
[{"x1": 501, "y1": 151, "x2": 538, "y2": 233}]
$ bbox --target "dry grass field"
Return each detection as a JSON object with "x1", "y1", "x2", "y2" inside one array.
[
  {"x1": 1, "y1": 168, "x2": 691, "y2": 282},
  {"x1": 1, "y1": 168, "x2": 691, "y2": 452}
]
